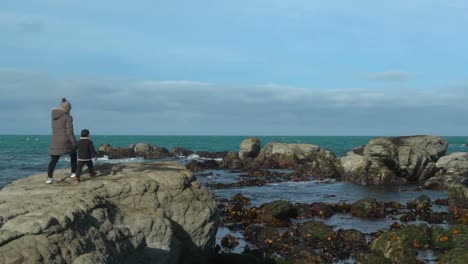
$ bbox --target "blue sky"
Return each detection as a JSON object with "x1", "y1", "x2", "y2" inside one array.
[{"x1": 0, "y1": 0, "x2": 467, "y2": 135}]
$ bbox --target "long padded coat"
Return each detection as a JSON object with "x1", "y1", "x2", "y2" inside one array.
[{"x1": 48, "y1": 108, "x2": 77, "y2": 156}]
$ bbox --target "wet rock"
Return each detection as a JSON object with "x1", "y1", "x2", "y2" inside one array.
[
  {"x1": 447, "y1": 180, "x2": 468, "y2": 221},
  {"x1": 259, "y1": 200, "x2": 297, "y2": 222},
  {"x1": 408, "y1": 195, "x2": 431, "y2": 212},
  {"x1": 439, "y1": 248, "x2": 468, "y2": 264},
  {"x1": 335, "y1": 229, "x2": 368, "y2": 253},
  {"x1": 288, "y1": 246, "x2": 323, "y2": 264},
  {"x1": 344, "y1": 135, "x2": 448, "y2": 185},
  {"x1": 370, "y1": 231, "x2": 419, "y2": 264},
  {"x1": 351, "y1": 198, "x2": 385, "y2": 218},
  {"x1": 219, "y1": 194, "x2": 257, "y2": 222},
  {"x1": 298, "y1": 220, "x2": 335, "y2": 247},
  {"x1": 399, "y1": 212, "x2": 417, "y2": 222},
  {"x1": 355, "y1": 251, "x2": 392, "y2": 264},
  {"x1": 310, "y1": 202, "x2": 335, "y2": 218},
  {"x1": 222, "y1": 152, "x2": 243, "y2": 170},
  {"x1": 171, "y1": 147, "x2": 194, "y2": 156},
  {"x1": 431, "y1": 225, "x2": 468, "y2": 250},
  {"x1": 239, "y1": 138, "x2": 261, "y2": 160},
  {"x1": 134, "y1": 143, "x2": 152, "y2": 156},
  {"x1": 425, "y1": 152, "x2": 468, "y2": 189},
  {"x1": 108, "y1": 147, "x2": 136, "y2": 159},
  {"x1": 186, "y1": 160, "x2": 220, "y2": 172}
]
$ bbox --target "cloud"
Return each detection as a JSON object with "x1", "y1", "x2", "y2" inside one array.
[
  {"x1": 0, "y1": 69, "x2": 467, "y2": 135},
  {"x1": 368, "y1": 70, "x2": 412, "y2": 82},
  {"x1": 368, "y1": 70, "x2": 413, "y2": 82}
]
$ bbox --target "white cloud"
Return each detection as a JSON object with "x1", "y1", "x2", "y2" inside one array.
[{"x1": 0, "y1": 70, "x2": 467, "y2": 135}]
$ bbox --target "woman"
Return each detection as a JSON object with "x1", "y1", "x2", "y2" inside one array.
[{"x1": 47, "y1": 98, "x2": 77, "y2": 183}]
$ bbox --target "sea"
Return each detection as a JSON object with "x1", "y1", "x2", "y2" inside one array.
[{"x1": 1, "y1": 135, "x2": 467, "y2": 262}]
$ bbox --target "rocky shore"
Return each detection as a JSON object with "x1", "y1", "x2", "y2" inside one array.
[{"x1": 0, "y1": 163, "x2": 218, "y2": 264}]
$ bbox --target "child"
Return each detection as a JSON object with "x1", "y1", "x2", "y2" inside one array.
[{"x1": 72, "y1": 129, "x2": 97, "y2": 182}]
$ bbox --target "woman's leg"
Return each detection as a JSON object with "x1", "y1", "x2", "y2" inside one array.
[
  {"x1": 47, "y1": 156, "x2": 60, "y2": 179},
  {"x1": 70, "y1": 151, "x2": 77, "y2": 174}
]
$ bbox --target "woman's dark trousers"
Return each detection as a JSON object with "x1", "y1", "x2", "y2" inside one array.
[{"x1": 47, "y1": 151, "x2": 77, "y2": 178}]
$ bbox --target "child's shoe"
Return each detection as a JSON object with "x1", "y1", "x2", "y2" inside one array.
[
  {"x1": 46, "y1": 178, "x2": 54, "y2": 184},
  {"x1": 70, "y1": 173, "x2": 76, "y2": 178},
  {"x1": 76, "y1": 176, "x2": 81, "y2": 182},
  {"x1": 90, "y1": 172, "x2": 97, "y2": 177}
]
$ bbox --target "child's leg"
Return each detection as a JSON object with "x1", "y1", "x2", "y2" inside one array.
[
  {"x1": 47, "y1": 156, "x2": 60, "y2": 179},
  {"x1": 86, "y1": 161, "x2": 96, "y2": 176},
  {"x1": 75, "y1": 161, "x2": 85, "y2": 181}
]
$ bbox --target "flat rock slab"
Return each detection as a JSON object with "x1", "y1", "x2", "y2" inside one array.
[{"x1": 0, "y1": 162, "x2": 218, "y2": 264}]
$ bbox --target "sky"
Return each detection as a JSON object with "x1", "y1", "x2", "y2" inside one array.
[{"x1": 0, "y1": 0, "x2": 467, "y2": 135}]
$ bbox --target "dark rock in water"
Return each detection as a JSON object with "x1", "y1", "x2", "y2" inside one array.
[
  {"x1": 342, "y1": 135, "x2": 448, "y2": 185},
  {"x1": 408, "y1": 195, "x2": 431, "y2": 212},
  {"x1": 239, "y1": 138, "x2": 261, "y2": 160},
  {"x1": 335, "y1": 229, "x2": 368, "y2": 254},
  {"x1": 425, "y1": 152, "x2": 468, "y2": 189},
  {"x1": 351, "y1": 198, "x2": 385, "y2": 219},
  {"x1": 220, "y1": 234, "x2": 239, "y2": 250},
  {"x1": 310, "y1": 202, "x2": 335, "y2": 218},
  {"x1": 195, "y1": 151, "x2": 228, "y2": 159},
  {"x1": 298, "y1": 220, "x2": 335, "y2": 247},
  {"x1": 221, "y1": 152, "x2": 243, "y2": 170},
  {"x1": 186, "y1": 160, "x2": 220, "y2": 172},
  {"x1": 171, "y1": 147, "x2": 194, "y2": 156},
  {"x1": 244, "y1": 226, "x2": 279, "y2": 246},
  {"x1": 355, "y1": 251, "x2": 392, "y2": 264},
  {"x1": 260, "y1": 200, "x2": 297, "y2": 221},
  {"x1": 108, "y1": 147, "x2": 136, "y2": 159}
]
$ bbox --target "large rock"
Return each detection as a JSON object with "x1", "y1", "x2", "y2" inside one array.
[
  {"x1": 221, "y1": 152, "x2": 243, "y2": 170},
  {"x1": 239, "y1": 138, "x2": 261, "y2": 160},
  {"x1": 252, "y1": 142, "x2": 342, "y2": 179},
  {"x1": 98, "y1": 144, "x2": 113, "y2": 156},
  {"x1": 0, "y1": 163, "x2": 219, "y2": 264},
  {"x1": 108, "y1": 147, "x2": 136, "y2": 159},
  {"x1": 343, "y1": 135, "x2": 448, "y2": 185},
  {"x1": 134, "y1": 143, "x2": 152, "y2": 156},
  {"x1": 425, "y1": 152, "x2": 468, "y2": 189},
  {"x1": 350, "y1": 198, "x2": 385, "y2": 218}
]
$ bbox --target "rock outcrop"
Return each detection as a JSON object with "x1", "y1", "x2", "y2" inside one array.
[
  {"x1": 342, "y1": 135, "x2": 448, "y2": 185},
  {"x1": 447, "y1": 179, "x2": 468, "y2": 218},
  {"x1": 0, "y1": 163, "x2": 219, "y2": 264},
  {"x1": 251, "y1": 142, "x2": 342, "y2": 179},
  {"x1": 425, "y1": 152, "x2": 468, "y2": 189},
  {"x1": 134, "y1": 143, "x2": 152, "y2": 156}
]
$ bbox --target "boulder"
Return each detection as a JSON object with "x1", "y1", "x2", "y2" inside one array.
[
  {"x1": 0, "y1": 163, "x2": 219, "y2": 264},
  {"x1": 134, "y1": 143, "x2": 152, "y2": 156},
  {"x1": 425, "y1": 152, "x2": 468, "y2": 189},
  {"x1": 340, "y1": 146, "x2": 365, "y2": 183},
  {"x1": 343, "y1": 135, "x2": 448, "y2": 185},
  {"x1": 298, "y1": 220, "x2": 335, "y2": 247},
  {"x1": 370, "y1": 227, "x2": 421, "y2": 264},
  {"x1": 259, "y1": 200, "x2": 296, "y2": 221},
  {"x1": 252, "y1": 142, "x2": 342, "y2": 179},
  {"x1": 172, "y1": 147, "x2": 194, "y2": 157},
  {"x1": 439, "y1": 248, "x2": 468, "y2": 264},
  {"x1": 98, "y1": 144, "x2": 113, "y2": 156},
  {"x1": 221, "y1": 152, "x2": 243, "y2": 170},
  {"x1": 335, "y1": 229, "x2": 368, "y2": 253},
  {"x1": 239, "y1": 138, "x2": 261, "y2": 160},
  {"x1": 195, "y1": 151, "x2": 228, "y2": 159},
  {"x1": 350, "y1": 198, "x2": 385, "y2": 218}
]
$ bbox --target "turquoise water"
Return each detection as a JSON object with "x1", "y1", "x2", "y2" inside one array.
[{"x1": 1, "y1": 135, "x2": 467, "y2": 188}]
